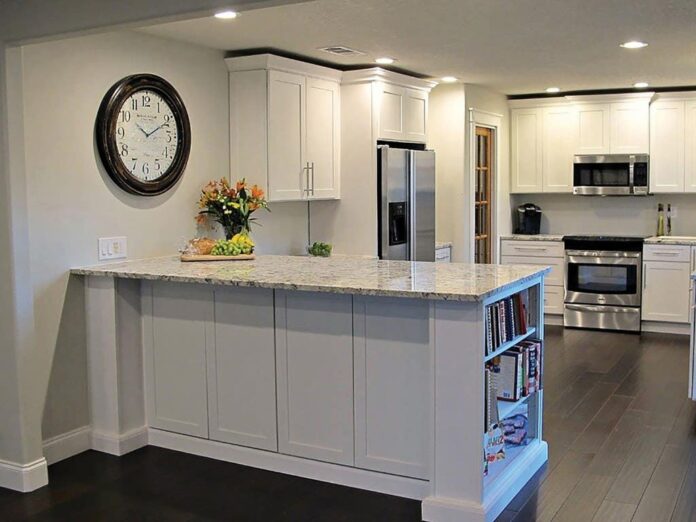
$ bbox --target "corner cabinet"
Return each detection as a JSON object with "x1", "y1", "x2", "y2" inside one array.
[{"x1": 227, "y1": 54, "x2": 340, "y2": 202}]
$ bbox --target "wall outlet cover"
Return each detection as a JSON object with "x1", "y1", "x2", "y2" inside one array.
[{"x1": 98, "y1": 237, "x2": 127, "y2": 261}]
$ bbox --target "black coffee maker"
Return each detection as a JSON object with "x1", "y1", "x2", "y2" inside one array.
[{"x1": 515, "y1": 203, "x2": 542, "y2": 235}]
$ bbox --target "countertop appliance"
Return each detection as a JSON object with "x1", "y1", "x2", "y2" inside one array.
[
  {"x1": 515, "y1": 203, "x2": 542, "y2": 235},
  {"x1": 573, "y1": 154, "x2": 649, "y2": 196},
  {"x1": 563, "y1": 235, "x2": 646, "y2": 332},
  {"x1": 378, "y1": 144, "x2": 435, "y2": 261}
]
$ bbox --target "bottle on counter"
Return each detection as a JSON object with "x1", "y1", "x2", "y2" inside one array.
[
  {"x1": 657, "y1": 203, "x2": 665, "y2": 236},
  {"x1": 667, "y1": 204, "x2": 672, "y2": 236}
]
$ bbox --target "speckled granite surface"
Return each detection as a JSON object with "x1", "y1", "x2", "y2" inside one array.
[
  {"x1": 500, "y1": 234, "x2": 565, "y2": 242},
  {"x1": 645, "y1": 236, "x2": 696, "y2": 246},
  {"x1": 71, "y1": 255, "x2": 550, "y2": 302},
  {"x1": 436, "y1": 241, "x2": 453, "y2": 249}
]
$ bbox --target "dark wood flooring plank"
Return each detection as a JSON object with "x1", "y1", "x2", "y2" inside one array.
[
  {"x1": 670, "y1": 437, "x2": 696, "y2": 522},
  {"x1": 591, "y1": 500, "x2": 637, "y2": 522},
  {"x1": 572, "y1": 394, "x2": 633, "y2": 454},
  {"x1": 551, "y1": 473, "x2": 614, "y2": 522}
]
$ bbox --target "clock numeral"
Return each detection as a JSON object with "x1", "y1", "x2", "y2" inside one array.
[
  {"x1": 120, "y1": 143, "x2": 129, "y2": 157},
  {"x1": 120, "y1": 110, "x2": 131, "y2": 123},
  {"x1": 130, "y1": 98, "x2": 138, "y2": 111},
  {"x1": 142, "y1": 95, "x2": 151, "y2": 108},
  {"x1": 163, "y1": 147, "x2": 169, "y2": 159},
  {"x1": 131, "y1": 158, "x2": 138, "y2": 171},
  {"x1": 117, "y1": 127, "x2": 125, "y2": 138},
  {"x1": 166, "y1": 133, "x2": 172, "y2": 143},
  {"x1": 163, "y1": 114, "x2": 171, "y2": 123},
  {"x1": 142, "y1": 163, "x2": 150, "y2": 176},
  {"x1": 155, "y1": 159, "x2": 161, "y2": 171}
]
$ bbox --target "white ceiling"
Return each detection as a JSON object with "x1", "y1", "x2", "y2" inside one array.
[{"x1": 140, "y1": 0, "x2": 696, "y2": 95}]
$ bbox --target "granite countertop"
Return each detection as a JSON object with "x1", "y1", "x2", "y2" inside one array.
[
  {"x1": 645, "y1": 236, "x2": 696, "y2": 246},
  {"x1": 71, "y1": 255, "x2": 550, "y2": 302},
  {"x1": 500, "y1": 234, "x2": 565, "y2": 242}
]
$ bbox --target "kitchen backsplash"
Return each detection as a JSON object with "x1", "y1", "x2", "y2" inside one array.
[{"x1": 511, "y1": 193, "x2": 696, "y2": 237}]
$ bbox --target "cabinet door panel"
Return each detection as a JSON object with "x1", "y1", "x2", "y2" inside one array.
[
  {"x1": 642, "y1": 261, "x2": 691, "y2": 323},
  {"x1": 354, "y1": 297, "x2": 432, "y2": 479},
  {"x1": 306, "y1": 77, "x2": 339, "y2": 199},
  {"x1": 378, "y1": 83, "x2": 405, "y2": 141},
  {"x1": 543, "y1": 106, "x2": 577, "y2": 192},
  {"x1": 611, "y1": 101, "x2": 649, "y2": 154},
  {"x1": 404, "y1": 88, "x2": 428, "y2": 143},
  {"x1": 576, "y1": 104, "x2": 611, "y2": 154},
  {"x1": 511, "y1": 108, "x2": 543, "y2": 193},
  {"x1": 146, "y1": 283, "x2": 211, "y2": 438},
  {"x1": 268, "y1": 70, "x2": 306, "y2": 201},
  {"x1": 208, "y1": 287, "x2": 277, "y2": 451},
  {"x1": 684, "y1": 101, "x2": 696, "y2": 193},
  {"x1": 275, "y1": 291, "x2": 354, "y2": 465},
  {"x1": 650, "y1": 101, "x2": 685, "y2": 193}
]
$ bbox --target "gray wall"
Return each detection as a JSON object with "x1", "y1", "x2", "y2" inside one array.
[{"x1": 511, "y1": 193, "x2": 696, "y2": 237}]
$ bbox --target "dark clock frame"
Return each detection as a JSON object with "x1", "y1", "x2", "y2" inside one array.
[{"x1": 96, "y1": 74, "x2": 191, "y2": 196}]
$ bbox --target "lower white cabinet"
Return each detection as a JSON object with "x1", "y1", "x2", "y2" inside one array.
[
  {"x1": 275, "y1": 291, "x2": 354, "y2": 465},
  {"x1": 353, "y1": 297, "x2": 432, "y2": 479},
  {"x1": 145, "y1": 282, "x2": 211, "y2": 438},
  {"x1": 207, "y1": 287, "x2": 277, "y2": 451},
  {"x1": 642, "y1": 260, "x2": 691, "y2": 323}
]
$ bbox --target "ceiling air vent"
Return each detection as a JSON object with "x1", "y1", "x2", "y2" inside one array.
[{"x1": 318, "y1": 45, "x2": 366, "y2": 57}]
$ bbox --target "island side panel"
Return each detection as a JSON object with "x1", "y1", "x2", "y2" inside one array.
[{"x1": 353, "y1": 295, "x2": 434, "y2": 480}]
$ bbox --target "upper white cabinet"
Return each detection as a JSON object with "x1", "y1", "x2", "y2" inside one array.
[
  {"x1": 576, "y1": 103, "x2": 611, "y2": 154},
  {"x1": 685, "y1": 101, "x2": 696, "y2": 192},
  {"x1": 511, "y1": 107, "x2": 543, "y2": 193},
  {"x1": 574, "y1": 98, "x2": 650, "y2": 155},
  {"x1": 227, "y1": 55, "x2": 341, "y2": 202},
  {"x1": 375, "y1": 82, "x2": 429, "y2": 143},
  {"x1": 610, "y1": 100, "x2": 649, "y2": 153},
  {"x1": 542, "y1": 105, "x2": 577, "y2": 192}
]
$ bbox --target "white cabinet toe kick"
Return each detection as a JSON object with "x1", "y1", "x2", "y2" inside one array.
[{"x1": 82, "y1": 273, "x2": 548, "y2": 522}]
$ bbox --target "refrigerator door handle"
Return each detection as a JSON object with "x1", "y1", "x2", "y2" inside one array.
[{"x1": 408, "y1": 151, "x2": 416, "y2": 261}]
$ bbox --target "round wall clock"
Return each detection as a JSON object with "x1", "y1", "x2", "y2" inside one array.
[{"x1": 96, "y1": 74, "x2": 191, "y2": 196}]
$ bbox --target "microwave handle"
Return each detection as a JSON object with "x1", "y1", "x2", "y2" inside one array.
[{"x1": 628, "y1": 155, "x2": 635, "y2": 192}]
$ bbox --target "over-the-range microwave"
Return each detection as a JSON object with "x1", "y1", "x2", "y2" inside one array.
[{"x1": 573, "y1": 154, "x2": 649, "y2": 196}]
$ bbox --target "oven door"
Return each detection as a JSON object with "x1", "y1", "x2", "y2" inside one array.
[{"x1": 565, "y1": 250, "x2": 642, "y2": 307}]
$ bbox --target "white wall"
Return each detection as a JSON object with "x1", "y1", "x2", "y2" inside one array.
[{"x1": 511, "y1": 193, "x2": 696, "y2": 236}]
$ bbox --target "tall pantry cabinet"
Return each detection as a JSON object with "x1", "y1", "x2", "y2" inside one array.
[{"x1": 227, "y1": 54, "x2": 341, "y2": 201}]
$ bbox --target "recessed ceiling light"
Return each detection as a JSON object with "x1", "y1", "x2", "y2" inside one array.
[
  {"x1": 214, "y1": 10, "x2": 238, "y2": 19},
  {"x1": 620, "y1": 40, "x2": 648, "y2": 49},
  {"x1": 375, "y1": 57, "x2": 395, "y2": 65},
  {"x1": 634, "y1": 81, "x2": 649, "y2": 88},
  {"x1": 441, "y1": 76, "x2": 457, "y2": 83},
  {"x1": 546, "y1": 87, "x2": 561, "y2": 93}
]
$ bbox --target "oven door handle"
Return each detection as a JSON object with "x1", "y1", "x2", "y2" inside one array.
[
  {"x1": 565, "y1": 304, "x2": 638, "y2": 314},
  {"x1": 566, "y1": 255, "x2": 641, "y2": 266},
  {"x1": 565, "y1": 250, "x2": 641, "y2": 258}
]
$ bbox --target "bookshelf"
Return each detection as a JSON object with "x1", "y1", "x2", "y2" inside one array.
[
  {"x1": 497, "y1": 394, "x2": 532, "y2": 421},
  {"x1": 484, "y1": 327, "x2": 537, "y2": 362}
]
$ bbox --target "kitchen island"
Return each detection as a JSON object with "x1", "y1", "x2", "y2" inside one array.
[{"x1": 72, "y1": 255, "x2": 549, "y2": 522}]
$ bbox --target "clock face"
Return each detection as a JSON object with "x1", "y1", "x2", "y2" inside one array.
[
  {"x1": 116, "y1": 90, "x2": 179, "y2": 182},
  {"x1": 96, "y1": 74, "x2": 191, "y2": 196}
]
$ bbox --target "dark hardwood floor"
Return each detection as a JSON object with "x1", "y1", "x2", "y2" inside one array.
[{"x1": 1, "y1": 326, "x2": 694, "y2": 521}]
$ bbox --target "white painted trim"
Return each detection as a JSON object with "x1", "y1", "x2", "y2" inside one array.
[
  {"x1": 0, "y1": 457, "x2": 48, "y2": 493},
  {"x1": 42, "y1": 426, "x2": 91, "y2": 465},
  {"x1": 341, "y1": 68, "x2": 436, "y2": 91},
  {"x1": 148, "y1": 428, "x2": 430, "y2": 501},
  {"x1": 653, "y1": 91, "x2": 696, "y2": 102},
  {"x1": 91, "y1": 426, "x2": 148, "y2": 456},
  {"x1": 468, "y1": 109, "x2": 502, "y2": 263},
  {"x1": 225, "y1": 54, "x2": 342, "y2": 82},
  {"x1": 641, "y1": 321, "x2": 690, "y2": 335},
  {"x1": 510, "y1": 91, "x2": 655, "y2": 109}
]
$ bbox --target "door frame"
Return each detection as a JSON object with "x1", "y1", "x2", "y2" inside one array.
[{"x1": 468, "y1": 108, "x2": 502, "y2": 263}]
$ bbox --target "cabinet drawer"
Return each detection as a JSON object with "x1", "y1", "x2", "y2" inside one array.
[
  {"x1": 544, "y1": 286, "x2": 565, "y2": 315},
  {"x1": 501, "y1": 240, "x2": 564, "y2": 258},
  {"x1": 500, "y1": 255, "x2": 564, "y2": 287},
  {"x1": 644, "y1": 244, "x2": 691, "y2": 262}
]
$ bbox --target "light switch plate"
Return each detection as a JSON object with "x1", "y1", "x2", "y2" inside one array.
[{"x1": 98, "y1": 237, "x2": 127, "y2": 261}]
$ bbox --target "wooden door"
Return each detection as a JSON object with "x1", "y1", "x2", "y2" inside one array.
[
  {"x1": 306, "y1": 77, "x2": 339, "y2": 199},
  {"x1": 475, "y1": 126, "x2": 493, "y2": 263},
  {"x1": 511, "y1": 108, "x2": 542, "y2": 193},
  {"x1": 268, "y1": 70, "x2": 306, "y2": 201},
  {"x1": 275, "y1": 291, "x2": 354, "y2": 465},
  {"x1": 650, "y1": 100, "x2": 685, "y2": 193}
]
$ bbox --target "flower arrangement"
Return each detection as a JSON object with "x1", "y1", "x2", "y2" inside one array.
[{"x1": 196, "y1": 178, "x2": 269, "y2": 239}]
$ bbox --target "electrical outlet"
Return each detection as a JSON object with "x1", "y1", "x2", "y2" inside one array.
[{"x1": 98, "y1": 237, "x2": 127, "y2": 261}]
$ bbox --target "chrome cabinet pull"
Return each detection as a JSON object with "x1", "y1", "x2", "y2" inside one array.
[
  {"x1": 304, "y1": 162, "x2": 310, "y2": 195},
  {"x1": 311, "y1": 162, "x2": 315, "y2": 195}
]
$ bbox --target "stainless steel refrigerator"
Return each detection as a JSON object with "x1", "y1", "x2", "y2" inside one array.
[{"x1": 378, "y1": 145, "x2": 436, "y2": 261}]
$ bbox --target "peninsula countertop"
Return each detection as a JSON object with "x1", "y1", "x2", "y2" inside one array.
[{"x1": 71, "y1": 255, "x2": 550, "y2": 302}]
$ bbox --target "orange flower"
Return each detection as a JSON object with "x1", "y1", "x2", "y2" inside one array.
[
  {"x1": 251, "y1": 185, "x2": 264, "y2": 199},
  {"x1": 236, "y1": 179, "x2": 246, "y2": 192},
  {"x1": 195, "y1": 214, "x2": 206, "y2": 224}
]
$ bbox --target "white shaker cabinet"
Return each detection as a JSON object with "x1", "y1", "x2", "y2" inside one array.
[
  {"x1": 207, "y1": 287, "x2": 277, "y2": 451},
  {"x1": 576, "y1": 103, "x2": 611, "y2": 154},
  {"x1": 684, "y1": 100, "x2": 696, "y2": 192},
  {"x1": 642, "y1": 245, "x2": 691, "y2": 324},
  {"x1": 650, "y1": 100, "x2": 686, "y2": 193},
  {"x1": 542, "y1": 105, "x2": 577, "y2": 192},
  {"x1": 143, "y1": 282, "x2": 211, "y2": 438},
  {"x1": 275, "y1": 291, "x2": 354, "y2": 465},
  {"x1": 610, "y1": 101, "x2": 650, "y2": 154},
  {"x1": 227, "y1": 55, "x2": 341, "y2": 202},
  {"x1": 511, "y1": 107, "x2": 543, "y2": 193},
  {"x1": 376, "y1": 83, "x2": 428, "y2": 143}
]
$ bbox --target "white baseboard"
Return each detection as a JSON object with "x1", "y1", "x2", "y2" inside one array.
[
  {"x1": 148, "y1": 428, "x2": 430, "y2": 501},
  {"x1": 42, "y1": 426, "x2": 92, "y2": 465},
  {"x1": 0, "y1": 457, "x2": 48, "y2": 492},
  {"x1": 91, "y1": 426, "x2": 148, "y2": 456},
  {"x1": 641, "y1": 321, "x2": 690, "y2": 335}
]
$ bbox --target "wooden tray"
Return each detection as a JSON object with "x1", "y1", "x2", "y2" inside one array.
[{"x1": 180, "y1": 254, "x2": 256, "y2": 262}]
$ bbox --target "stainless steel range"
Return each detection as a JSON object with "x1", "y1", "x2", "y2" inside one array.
[{"x1": 563, "y1": 236, "x2": 646, "y2": 333}]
